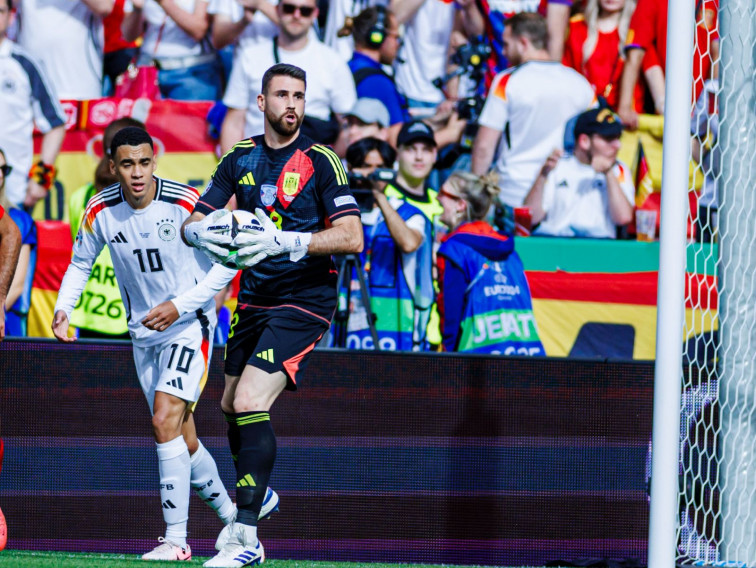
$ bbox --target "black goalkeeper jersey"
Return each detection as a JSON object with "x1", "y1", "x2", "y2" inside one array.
[{"x1": 194, "y1": 133, "x2": 359, "y2": 319}]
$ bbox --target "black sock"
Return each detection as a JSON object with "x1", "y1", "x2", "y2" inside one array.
[
  {"x1": 235, "y1": 411, "x2": 276, "y2": 526},
  {"x1": 224, "y1": 412, "x2": 240, "y2": 475}
]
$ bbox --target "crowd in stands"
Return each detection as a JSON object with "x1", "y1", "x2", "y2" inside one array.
[{"x1": 0, "y1": 0, "x2": 720, "y2": 352}]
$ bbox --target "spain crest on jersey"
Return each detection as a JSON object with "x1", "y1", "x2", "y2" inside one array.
[
  {"x1": 282, "y1": 172, "x2": 301, "y2": 201},
  {"x1": 276, "y1": 149, "x2": 314, "y2": 209}
]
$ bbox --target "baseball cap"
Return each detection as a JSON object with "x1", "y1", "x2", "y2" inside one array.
[
  {"x1": 574, "y1": 108, "x2": 624, "y2": 138},
  {"x1": 345, "y1": 98, "x2": 390, "y2": 128},
  {"x1": 397, "y1": 119, "x2": 436, "y2": 147}
]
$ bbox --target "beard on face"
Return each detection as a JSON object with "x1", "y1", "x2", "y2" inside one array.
[{"x1": 267, "y1": 108, "x2": 304, "y2": 136}]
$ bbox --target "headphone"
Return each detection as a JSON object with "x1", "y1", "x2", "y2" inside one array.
[{"x1": 367, "y1": 5, "x2": 388, "y2": 47}]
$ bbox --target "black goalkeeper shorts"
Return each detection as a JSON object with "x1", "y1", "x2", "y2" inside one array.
[{"x1": 224, "y1": 305, "x2": 330, "y2": 389}]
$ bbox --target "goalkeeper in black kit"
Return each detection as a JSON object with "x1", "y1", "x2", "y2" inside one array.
[{"x1": 181, "y1": 63, "x2": 363, "y2": 568}]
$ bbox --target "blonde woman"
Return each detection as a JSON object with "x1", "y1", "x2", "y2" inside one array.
[
  {"x1": 562, "y1": 0, "x2": 659, "y2": 112},
  {"x1": 436, "y1": 171, "x2": 544, "y2": 356}
]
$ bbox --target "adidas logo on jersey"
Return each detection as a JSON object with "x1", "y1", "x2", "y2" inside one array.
[
  {"x1": 110, "y1": 232, "x2": 128, "y2": 243},
  {"x1": 256, "y1": 349, "x2": 274, "y2": 363},
  {"x1": 239, "y1": 172, "x2": 255, "y2": 186},
  {"x1": 166, "y1": 377, "x2": 184, "y2": 390}
]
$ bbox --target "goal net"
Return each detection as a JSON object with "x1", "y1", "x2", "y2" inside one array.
[{"x1": 676, "y1": 0, "x2": 756, "y2": 564}]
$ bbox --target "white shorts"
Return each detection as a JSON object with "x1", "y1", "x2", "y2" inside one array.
[{"x1": 132, "y1": 318, "x2": 214, "y2": 414}]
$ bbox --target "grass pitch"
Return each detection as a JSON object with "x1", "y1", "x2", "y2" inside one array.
[{"x1": 0, "y1": 550, "x2": 493, "y2": 568}]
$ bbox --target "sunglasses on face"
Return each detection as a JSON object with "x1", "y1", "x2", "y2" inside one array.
[
  {"x1": 439, "y1": 189, "x2": 463, "y2": 201},
  {"x1": 0, "y1": 164, "x2": 11, "y2": 176},
  {"x1": 280, "y1": 3, "x2": 315, "y2": 16}
]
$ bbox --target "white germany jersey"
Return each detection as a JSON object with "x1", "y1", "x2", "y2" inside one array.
[
  {"x1": 478, "y1": 61, "x2": 596, "y2": 207},
  {"x1": 534, "y1": 155, "x2": 635, "y2": 239},
  {"x1": 56, "y1": 177, "x2": 216, "y2": 346}
]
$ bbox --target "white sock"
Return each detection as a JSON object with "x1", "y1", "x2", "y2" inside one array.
[
  {"x1": 156, "y1": 436, "x2": 191, "y2": 547},
  {"x1": 190, "y1": 440, "x2": 236, "y2": 525}
]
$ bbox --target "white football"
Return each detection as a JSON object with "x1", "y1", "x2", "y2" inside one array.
[
  {"x1": 222, "y1": 210, "x2": 264, "y2": 269},
  {"x1": 230, "y1": 209, "x2": 263, "y2": 238}
]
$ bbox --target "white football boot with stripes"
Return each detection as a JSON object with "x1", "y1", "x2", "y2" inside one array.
[
  {"x1": 215, "y1": 488, "x2": 279, "y2": 551},
  {"x1": 204, "y1": 523, "x2": 264, "y2": 567}
]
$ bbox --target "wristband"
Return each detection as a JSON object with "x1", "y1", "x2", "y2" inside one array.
[{"x1": 28, "y1": 160, "x2": 57, "y2": 191}]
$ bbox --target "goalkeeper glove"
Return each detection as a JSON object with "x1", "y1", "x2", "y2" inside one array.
[
  {"x1": 234, "y1": 208, "x2": 312, "y2": 268},
  {"x1": 184, "y1": 212, "x2": 234, "y2": 265}
]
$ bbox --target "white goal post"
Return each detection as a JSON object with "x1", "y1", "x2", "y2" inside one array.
[
  {"x1": 647, "y1": 0, "x2": 695, "y2": 566},
  {"x1": 651, "y1": 0, "x2": 756, "y2": 567}
]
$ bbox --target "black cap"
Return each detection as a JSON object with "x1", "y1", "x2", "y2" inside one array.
[
  {"x1": 574, "y1": 108, "x2": 624, "y2": 138},
  {"x1": 397, "y1": 120, "x2": 436, "y2": 147}
]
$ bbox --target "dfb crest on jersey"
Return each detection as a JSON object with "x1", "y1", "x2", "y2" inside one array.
[
  {"x1": 260, "y1": 184, "x2": 277, "y2": 207},
  {"x1": 158, "y1": 219, "x2": 177, "y2": 241}
]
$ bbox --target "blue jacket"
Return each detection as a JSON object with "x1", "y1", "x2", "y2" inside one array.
[
  {"x1": 6, "y1": 207, "x2": 37, "y2": 337},
  {"x1": 438, "y1": 221, "x2": 544, "y2": 356},
  {"x1": 348, "y1": 52, "x2": 410, "y2": 125},
  {"x1": 345, "y1": 200, "x2": 434, "y2": 351}
]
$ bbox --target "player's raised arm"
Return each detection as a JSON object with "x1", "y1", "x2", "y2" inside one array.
[{"x1": 142, "y1": 263, "x2": 238, "y2": 331}]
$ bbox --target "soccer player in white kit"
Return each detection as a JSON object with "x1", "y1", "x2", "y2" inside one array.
[{"x1": 52, "y1": 127, "x2": 256, "y2": 561}]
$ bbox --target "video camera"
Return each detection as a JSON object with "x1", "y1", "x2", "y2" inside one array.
[
  {"x1": 448, "y1": 38, "x2": 491, "y2": 76},
  {"x1": 347, "y1": 168, "x2": 397, "y2": 213},
  {"x1": 432, "y1": 36, "x2": 491, "y2": 122}
]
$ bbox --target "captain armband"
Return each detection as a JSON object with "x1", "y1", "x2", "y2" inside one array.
[{"x1": 28, "y1": 160, "x2": 57, "y2": 191}]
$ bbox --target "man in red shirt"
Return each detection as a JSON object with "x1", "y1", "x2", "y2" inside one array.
[{"x1": 617, "y1": 0, "x2": 718, "y2": 129}]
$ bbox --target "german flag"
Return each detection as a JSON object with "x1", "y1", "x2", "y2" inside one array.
[{"x1": 634, "y1": 140, "x2": 655, "y2": 208}]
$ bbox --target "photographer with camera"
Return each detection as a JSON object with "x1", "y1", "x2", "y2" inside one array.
[{"x1": 340, "y1": 137, "x2": 434, "y2": 351}]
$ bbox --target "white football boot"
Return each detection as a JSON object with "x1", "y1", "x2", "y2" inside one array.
[
  {"x1": 204, "y1": 523, "x2": 264, "y2": 567},
  {"x1": 141, "y1": 537, "x2": 191, "y2": 561},
  {"x1": 215, "y1": 488, "x2": 279, "y2": 551}
]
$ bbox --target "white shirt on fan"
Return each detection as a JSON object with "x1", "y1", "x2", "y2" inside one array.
[
  {"x1": 125, "y1": 0, "x2": 211, "y2": 60},
  {"x1": 208, "y1": 0, "x2": 279, "y2": 50},
  {"x1": 534, "y1": 154, "x2": 635, "y2": 239},
  {"x1": 0, "y1": 38, "x2": 65, "y2": 206},
  {"x1": 477, "y1": 60, "x2": 595, "y2": 208},
  {"x1": 206, "y1": 0, "x2": 319, "y2": 51},
  {"x1": 393, "y1": 0, "x2": 454, "y2": 105},
  {"x1": 55, "y1": 178, "x2": 236, "y2": 346},
  {"x1": 223, "y1": 37, "x2": 356, "y2": 138},
  {"x1": 14, "y1": 0, "x2": 105, "y2": 100}
]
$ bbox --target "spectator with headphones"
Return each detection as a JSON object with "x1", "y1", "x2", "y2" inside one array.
[{"x1": 340, "y1": 5, "x2": 409, "y2": 146}]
